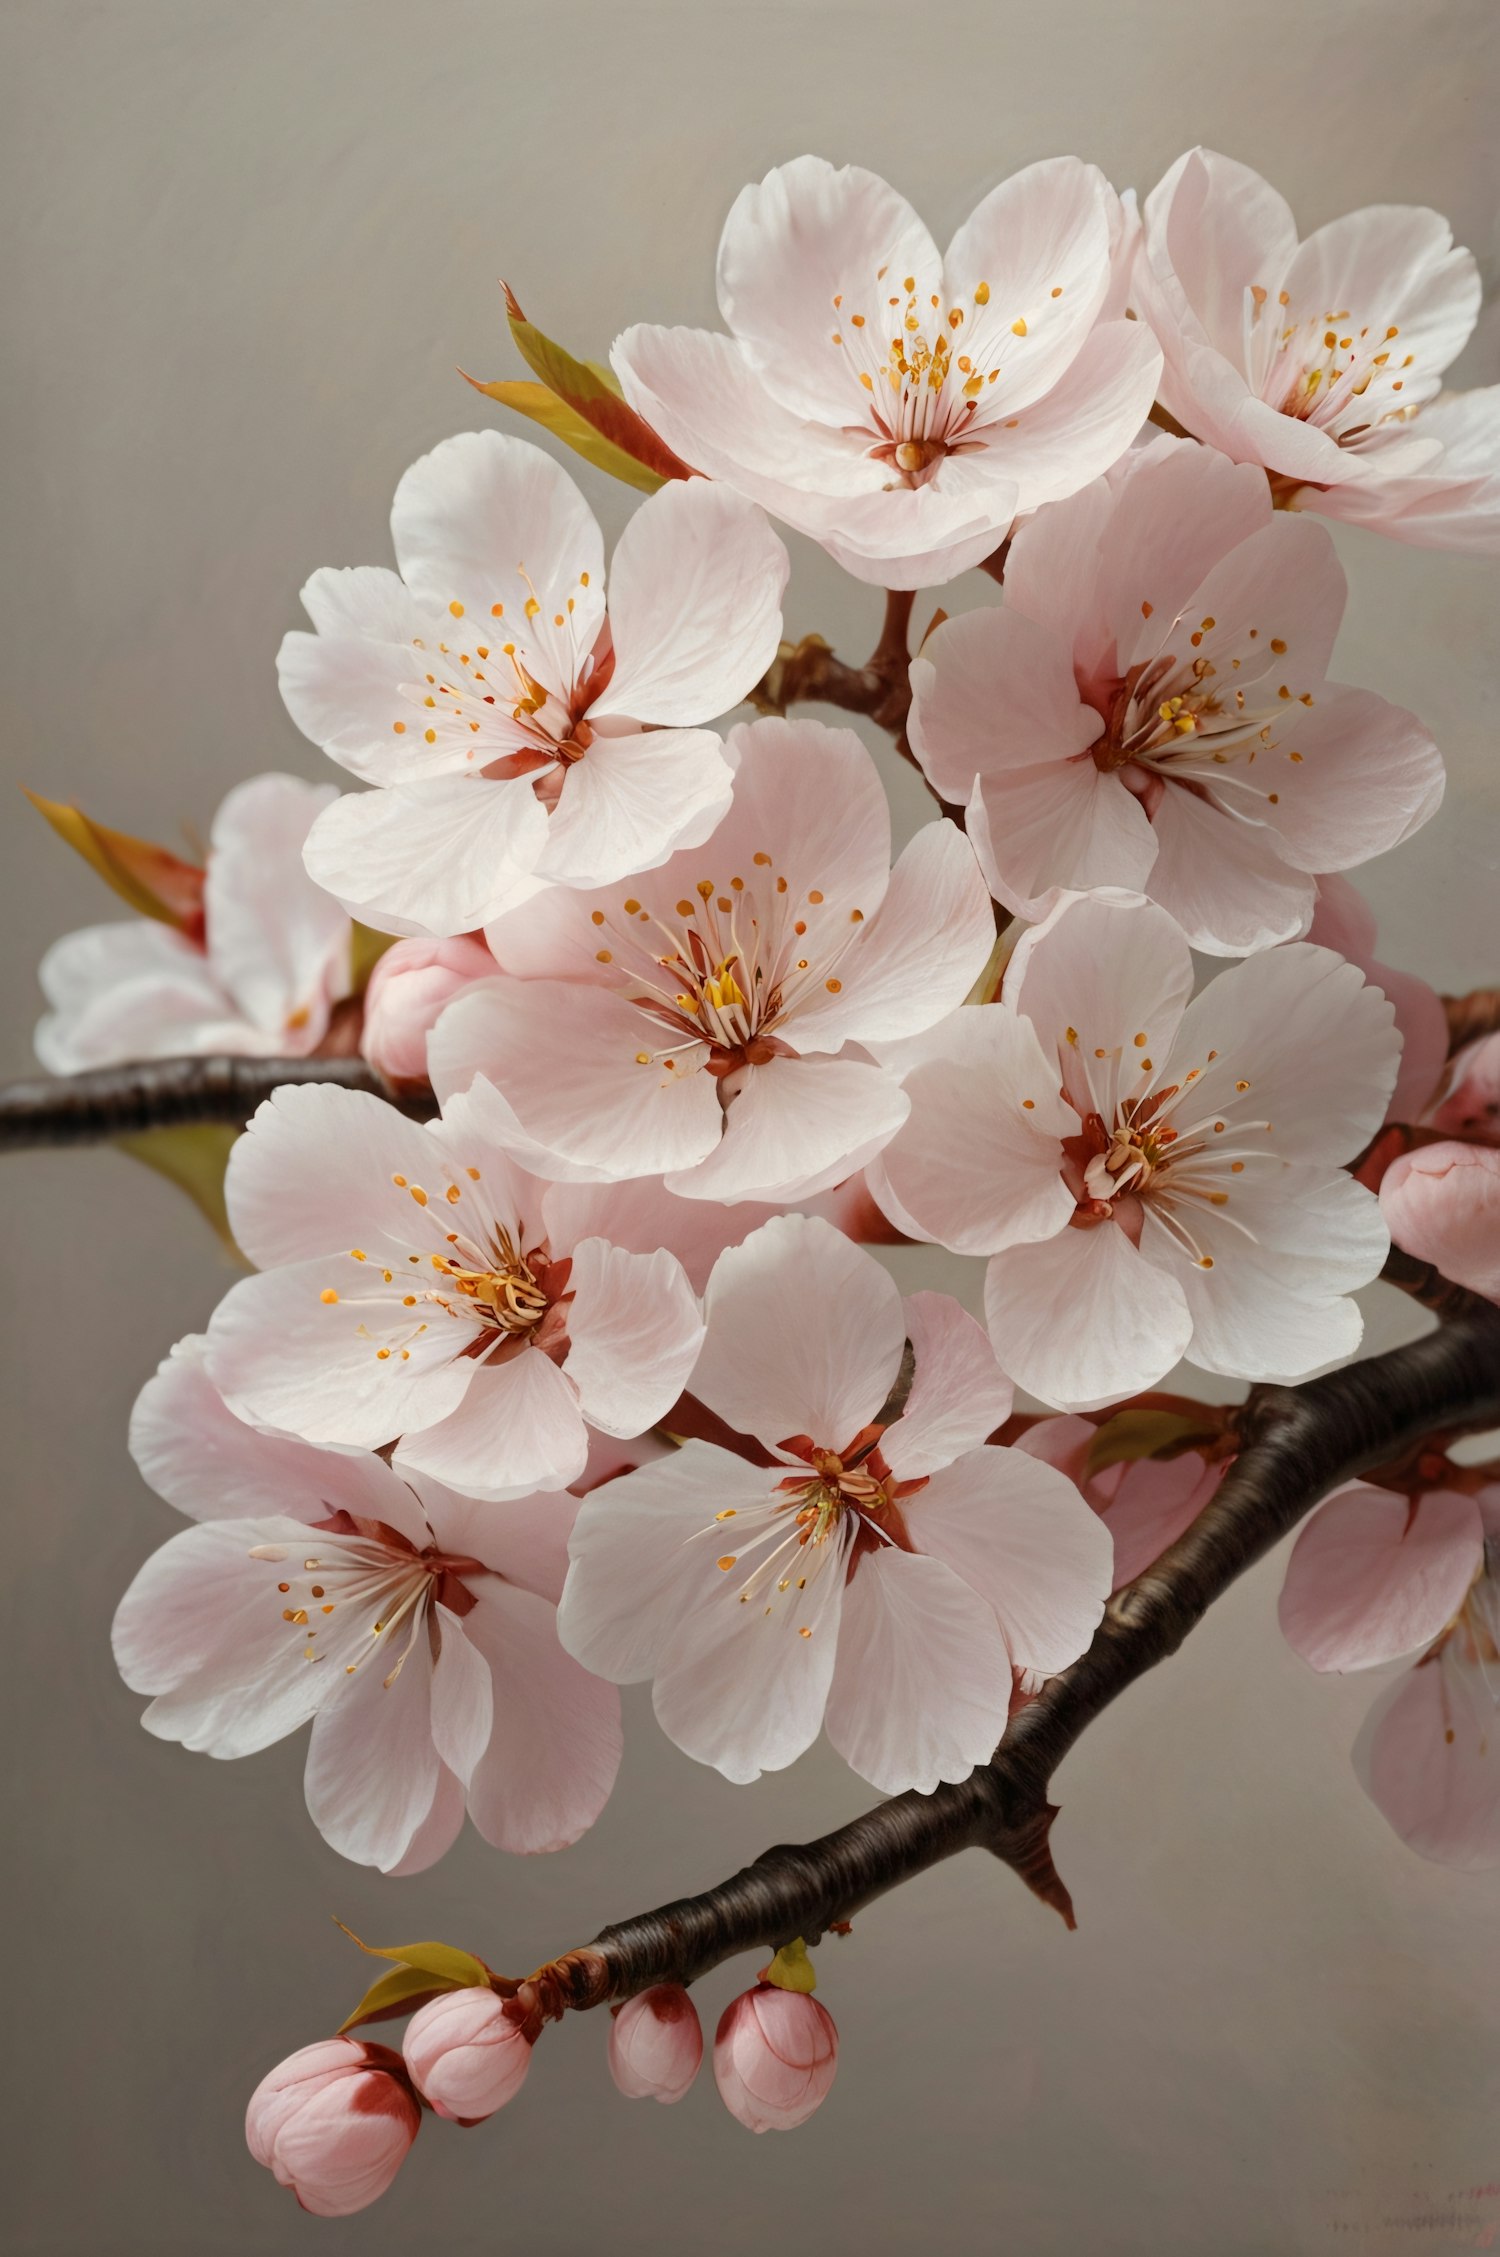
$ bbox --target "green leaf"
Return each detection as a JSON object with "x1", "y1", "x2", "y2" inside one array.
[
  {"x1": 333, "y1": 1919, "x2": 493, "y2": 1991},
  {"x1": 26, "y1": 789, "x2": 205, "y2": 929},
  {"x1": 461, "y1": 376, "x2": 668, "y2": 495},
  {"x1": 116, "y1": 1124, "x2": 244, "y2": 1259},
  {"x1": 1085, "y1": 1407, "x2": 1219, "y2": 1478},
  {"x1": 759, "y1": 1937, "x2": 818, "y2": 1994},
  {"x1": 349, "y1": 921, "x2": 396, "y2": 993},
  {"x1": 338, "y1": 1964, "x2": 465, "y2": 2035}
]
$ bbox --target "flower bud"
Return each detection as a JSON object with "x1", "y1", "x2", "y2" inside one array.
[
  {"x1": 245, "y1": 2037, "x2": 419, "y2": 2217},
  {"x1": 608, "y1": 1984, "x2": 703, "y2": 2103},
  {"x1": 1380, "y1": 1141, "x2": 1500, "y2": 1302},
  {"x1": 402, "y1": 1986, "x2": 534, "y2": 2124},
  {"x1": 360, "y1": 934, "x2": 498, "y2": 1086},
  {"x1": 713, "y1": 1984, "x2": 838, "y2": 2133}
]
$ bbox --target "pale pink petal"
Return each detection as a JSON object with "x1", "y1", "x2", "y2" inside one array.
[
  {"x1": 717, "y1": 155, "x2": 940, "y2": 422},
  {"x1": 389, "y1": 431, "x2": 605, "y2": 700},
  {"x1": 793, "y1": 820, "x2": 994, "y2": 1049},
  {"x1": 1144, "y1": 782, "x2": 1314, "y2": 954},
  {"x1": 1010, "y1": 1413, "x2": 1097, "y2": 1488},
  {"x1": 205, "y1": 774, "x2": 350, "y2": 1041},
  {"x1": 34, "y1": 923, "x2": 246, "y2": 1072},
  {"x1": 393, "y1": 1349, "x2": 589, "y2": 1503},
  {"x1": 978, "y1": 320, "x2": 1163, "y2": 514},
  {"x1": 1301, "y1": 386, "x2": 1500, "y2": 552},
  {"x1": 881, "y1": 1293, "x2": 1012, "y2": 1477},
  {"x1": 1142, "y1": 149, "x2": 1300, "y2": 373},
  {"x1": 823, "y1": 1549, "x2": 1013, "y2": 1794},
  {"x1": 1280, "y1": 1486, "x2": 1485, "y2": 1672},
  {"x1": 301, "y1": 775, "x2": 549, "y2": 938},
  {"x1": 1380, "y1": 1143, "x2": 1500, "y2": 1300},
  {"x1": 302, "y1": 1619, "x2": 441, "y2": 1871},
  {"x1": 562, "y1": 1237, "x2": 705, "y2": 1439},
  {"x1": 667, "y1": 1054, "x2": 909, "y2": 1206},
  {"x1": 902, "y1": 1445, "x2": 1112, "y2": 1677},
  {"x1": 386, "y1": 1763, "x2": 468, "y2": 1876},
  {"x1": 692, "y1": 1214, "x2": 903, "y2": 1455},
  {"x1": 531, "y1": 728, "x2": 735, "y2": 891},
  {"x1": 942, "y1": 157, "x2": 1116, "y2": 414},
  {"x1": 1104, "y1": 1454, "x2": 1222, "y2": 1589},
  {"x1": 1005, "y1": 890, "x2": 1196, "y2": 1101},
  {"x1": 1354, "y1": 1648, "x2": 1500, "y2": 1870},
  {"x1": 1087, "y1": 436, "x2": 1274, "y2": 677},
  {"x1": 595, "y1": 479, "x2": 788, "y2": 726},
  {"x1": 1307, "y1": 877, "x2": 1447, "y2": 1125},
  {"x1": 461, "y1": 1579, "x2": 623, "y2": 1853},
  {"x1": 965, "y1": 758, "x2": 1158, "y2": 923},
  {"x1": 700, "y1": 716, "x2": 893, "y2": 925},
  {"x1": 542, "y1": 1172, "x2": 773, "y2": 1294},
  {"x1": 814, "y1": 464, "x2": 1026, "y2": 590},
  {"x1": 985, "y1": 1224, "x2": 1194, "y2": 1413},
  {"x1": 907, "y1": 605, "x2": 1101, "y2": 805},
  {"x1": 223, "y1": 1081, "x2": 448, "y2": 1268},
  {"x1": 427, "y1": 1604, "x2": 494, "y2": 1784},
  {"x1": 412, "y1": 1482, "x2": 577, "y2": 1601},
  {"x1": 1282, "y1": 205, "x2": 1478, "y2": 395},
  {"x1": 278, "y1": 566, "x2": 456, "y2": 784}
]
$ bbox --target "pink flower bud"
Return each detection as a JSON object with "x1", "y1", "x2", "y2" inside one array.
[
  {"x1": 608, "y1": 1984, "x2": 703, "y2": 2103},
  {"x1": 1380, "y1": 1141, "x2": 1500, "y2": 1302},
  {"x1": 713, "y1": 1984, "x2": 838, "y2": 2133},
  {"x1": 245, "y1": 2037, "x2": 419, "y2": 2217},
  {"x1": 402, "y1": 1986, "x2": 534, "y2": 2124},
  {"x1": 360, "y1": 934, "x2": 498, "y2": 1086}
]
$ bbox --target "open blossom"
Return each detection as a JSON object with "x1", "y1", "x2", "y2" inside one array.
[
  {"x1": 907, "y1": 436, "x2": 1442, "y2": 954},
  {"x1": 279, "y1": 431, "x2": 789, "y2": 936},
  {"x1": 714, "y1": 1986, "x2": 838, "y2": 2133},
  {"x1": 613, "y1": 154, "x2": 1161, "y2": 589},
  {"x1": 557, "y1": 1217, "x2": 1111, "y2": 1792},
  {"x1": 201, "y1": 1079, "x2": 704, "y2": 1500},
  {"x1": 1015, "y1": 1416, "x2": 1226, "y2": 1590},
  {"x1": 1380, "y1": 1143, "x2": 1500, "y2": 1302},
  {"x1": 429, "y1": 717, "x2": 994, "y2": 1205},
  {"x1": 1280, "y1": 1483, "x2": 1500, "y2": 1869},
  {"x1": 113, "y1": 1335, "x2": 623, "y2": 1868},
  {"x1": 1307, "y1": 876, "x2": 1447, "y2": 1126},
  {"x1": 1134, "y1": 148, "x2": 1500, "y2": 552},
  {"x1": 360, "y1": 933, "x2": 499, "y2": 1087},
  {"x1": 870, "y1": 891, "x2": 1399, "y2": 1412},
  {"x1": 246, "y1": 2039, "x2": 420, "y2": 2217},
  {"x1": 35, "y1": 774, "x2": 351, "y2": 1071}
]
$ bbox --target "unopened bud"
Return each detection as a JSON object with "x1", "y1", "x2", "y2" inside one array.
[
  {"x1": 360, "y1": 933, "x2": 498, "y2": 1086},
  {"x1": 1381, "y1": 1141, "x2": 1500, "y2": 1302},
  {"x1": 245, "y1": 2037, "x2": 419, "y2": 2216},
  {"x1": 713, "y1": 1984, "x2": 838, "y2": 2133},
  {"x1": 402, "y1": 1986, "x2": 534, "y2": 2124},
  {"x1": 608, "y1": 1984, "x2": 703, "y2": 2103}
]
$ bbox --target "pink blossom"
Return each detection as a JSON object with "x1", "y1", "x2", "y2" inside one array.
[
  {"x1": 713, "y1": 1986, "x2": 838, "y2": 2133},
  {"x1": 201, "y1": 1078, "x2": 705, "y2": 1501},
  {"x1": 907, "y1": 437, "x2": 1442, "y2": 955},
  {"x1": 402, "y1": 1987, "x2": 534, "y2": 2123},
  {"x1": 280, "y1": 432, "x2": 789, "y2": 936},
  {"x1": 612, "y1": 154, "x2": 1161, "y2": 589},
  {"x1": 1380, "y1": 1142, "x2": 1500, "y2": 1301},
  {"x1": 1280, "y1": 1483, "x2": 1500, "y2": 1868},
  {"x1": 1015, "y1": 1416, "x2": 1225, "y2": 1590},
  {"x1": 870, "y1": 890, "x2": 1399, "y2": 1411},
  {"x1": 430, "y1": 716, "x2": 994, "y2": 1206},
  {"x1": 361, "y1": 934, "x2": 499, "y2": 1087},
  {"x1": 114, "y1": 1334, "x2": 623, "y2": 1868},
  {"x1": 1307, "y1": 875, "x2": 1447, "y2": 1125},
  {"x1": 245, "y1": 2038, "x2": 419, "y2": 2216},
  {"x1": 35, "y1": 774, "x2": 351, "y2": 1071},
  {"x1": 1133, "y1": 148, "x2": 1500, "y2": 553},
  {"x1": 557, "y1": 1216, "x2": 1111, "y2": 1791},
  {"x1": 608, "y1": 1985, "x2": 704, "y2": 2103}
]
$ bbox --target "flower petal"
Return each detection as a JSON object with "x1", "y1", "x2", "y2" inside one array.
[
  {"x1": 204, "y1": 774, "x2": 349, "y2": 1042},
  {"x1": 302, "y1": 1618, "x2": 442, "y2": 1871},
  {"x1": 985, "y1": 1224, "x2": 1194, "y2": 1413},
  {"x1": 301, "y1": 776, "x2": 549, "y2": 939},
  {"x1": 881, "y1": 1293, "x2": 1012, "y2": 1477},
  {"x1": 393, "y1": 1348, "x2": 589, "y2": 1503},
  {"x1": 460, "y1": 1579, "x2": 623, "y2": 1854},
  {"x1": 667, "y1": 1054, "x2": 909, "y2": 1206},
  {"x1": 1353, "y1": 1646, "x2": 1500, "y2": 1870},
  {"x1": 562, "y1": 1236, "x2": 705, "y2": 1439},
  {"x1": 1280, "y1": 1486, "x2": 1485, "y2": 1672},
  {"x1": 824, "y1": 1549, "x2": 1014, "y2": 1794},
  {"x1": 531, "y1": 727, "x2": 734, "y2": 890}
]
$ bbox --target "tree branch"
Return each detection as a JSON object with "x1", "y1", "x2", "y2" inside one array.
[
  {"x1": 0, "y1": 1055, "x2": 431, "y2": 1151},
  {"x1": 521, "y1": 1302, "x2": 1500, "y2": 2018}
]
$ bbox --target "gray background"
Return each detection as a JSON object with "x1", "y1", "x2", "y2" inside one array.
[{"x1": 3, "y1": 3, "x2": 1499, "y2": 2251}]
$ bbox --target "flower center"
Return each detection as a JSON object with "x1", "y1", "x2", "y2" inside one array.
[
  {"x1": 426, "y1": 1224, "x2": 550, "y2": 1338},
  {"x1": 1244, "y1": 288, "x2": 1421, "y2": 448},
  {"x1": 1090, "y1": 614, "x2": 1319, "y2": 819}
]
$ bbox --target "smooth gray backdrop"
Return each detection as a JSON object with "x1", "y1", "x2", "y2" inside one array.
[{"x1": 3, "y1": 4, "x2": 1498, "y2": 2252}]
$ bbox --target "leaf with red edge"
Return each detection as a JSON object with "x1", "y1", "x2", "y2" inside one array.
[
  {"x1": 26, "y1": 789, "x2": 205, "y2": 931},
  {"x1": 461, "y1": 376, "x2": 669, "y2": 496}
]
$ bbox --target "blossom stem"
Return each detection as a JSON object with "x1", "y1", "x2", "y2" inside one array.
[{"x1": 521, "y1": 1299, "x2": 1500, "y2": 2017}]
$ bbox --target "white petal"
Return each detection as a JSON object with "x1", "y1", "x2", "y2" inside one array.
[
  {"x1": 563, "y1": 1237, "x2": 705, "y2": 1438},
  {"x1": 301, "y1": 776, "x2": 549, "y2": 938},
  {"x1": 461, "y1": 1580, "x2": 623, "y2": 1854},
  {"x1": 205, "y1": 774, "x2": 349, "y2": 1043},
  {"x1": 224, "y1": 1076, "x2": 446, "y2": 1268},
  {"x1": 800, "y1": 821, "x2": 994, "y2": 1048},
  {"x1": 985, "y1": 1224, "x2": 1194, "y2": 1413},
  {"x1": 427, "y1": 1604, "x2": 494, "y2": 1785},
  {"x1": 881, "y1": 1293, "x2": 1012, "y2": 1477},
  {"x1": 302, "y1": 1617, "x2": 442, "y2": 1871},
  {"x1": 667, "y1": 1054, "x2": 910, "y2": 1206},
  {"x1": 393, "y1": 1348, "x2": 589, "y2": 1503},
  {"x1": 824, "y1": 1549, "x2": 1013, "y2": 1794},
  {"x1": 1005, "y1": 891, "x2": 1195, "y2": 1105},
  {"x1": 531, "y1": 728, "x2": 734, "y2": 890}
]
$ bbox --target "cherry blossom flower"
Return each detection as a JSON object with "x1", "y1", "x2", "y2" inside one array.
[
  {"x1": 1280, "y1": 1482, "x2": 1500, "y2": 1869},
  {"x1": 1134, "y1": 149, "x2": 1500, "y2": 552},
  {"x1": 428, "y1": 717, "x2": 994, "y2": 1205},
  {"x1": 608, "y1": 1985, "x2": 704, "y2": 2103},
  {"x1": 360, "y1": 932, "x2": 500, "y2": 1087},
  {"x1": 714, "y1": 1986, "x2": 838, "y2": 2133},
  {"x1": 278, "y1": 432, "x2": 789, "y2": 936},
  {"x1": 906, "y1": 437, "x2": 1443, "y2": 954},
  {"x1": 35, "y1": 774, "x2": 351, "y2": 1072},
  {"x1": 1015, "y1": 1415, "x2": 1226, "y2": 1590},
  {"x1": 556, "y1": 1216, "x2": 1111, "y2": 1792},
  {"x1": 1380, "y1": 1143, "x2": 1500, "y2": 1302},
  {"x1": 201, "y1": 1079, "x2": 705, "y2": 1500},
  {"x1": 402, "y1": 1990, "x2": 534, "y2": 2122},
  {"x1": 1307, "y1": 875, "x2": 1447, "y2": 1126},
  {"x1": 869, "y1": 891, "x2": 1399, "y2": 1411},
  {"x1": 612, "y1": 154, "x2": 1162, "y2": 589},
  {"x1": 245, "y1": 2039, "x2": 420, "y2": 2217},
  {"x1": 113, "y1": 1335, "x2": 624, "y2": 1868}
]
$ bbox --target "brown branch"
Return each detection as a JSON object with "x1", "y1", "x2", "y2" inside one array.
[
  {"x1": 0, "y1": 1055, "x2": 432, "y2": 1151},
  {"x1": 748, "y1": 589, "x2": 917, "y2": 744},
  {"x1": 1381, "y1": 1243, "x2": 1499, "y2": 1326},
  {"x1": 1442, "y1": 987, "x2": 1500, "y2": 1055},
  {"x1": 521, "y1": 1301, "x2": 1500, "y2": 2017}
]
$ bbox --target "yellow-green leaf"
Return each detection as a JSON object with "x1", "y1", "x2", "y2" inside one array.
[
  {"x1": 26, "y1": 789, "x2": 205, "y2": 929},
  {"x1": 338, "y1": 1963, "x2": 466, "y2": 2035},
  {"x1": 349, "y1": 921, "x2": 396, "y2": 993},
  {"x1": 759, "y1": 1937, "x2": 818, "y2": 1994},
  {"x1": 334, "y1": 1920, "x2": 493, "y2": 1990},
  {"x1": 116, "y1": 1124, "x2": 244, "y2": 1260},
  {"x1": 1085, "y1": 1407, "x2": 1219, "y2": 1478},
  {"x1": 473, "y1": 284, "x2": 696, "y2": 490},
  {"x1": 461, "y1": 375, "x2": 667, "y2": 495}
]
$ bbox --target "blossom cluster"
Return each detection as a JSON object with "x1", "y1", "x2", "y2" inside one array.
[{"x1": 32, "y1": 142, "x2": 1500, "y2": 2214}]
